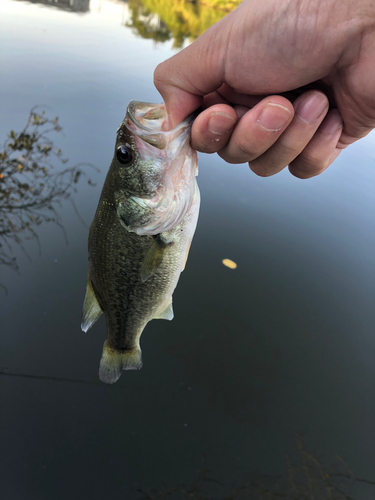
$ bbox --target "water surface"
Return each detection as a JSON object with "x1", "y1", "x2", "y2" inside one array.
[{"x1": 1, "y1": 0, "x2": 375, "y2": 498}]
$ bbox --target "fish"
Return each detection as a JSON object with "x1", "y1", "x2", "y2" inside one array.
[{"x1": 81, "y1": 101, "x2": 200, "y2": 384}]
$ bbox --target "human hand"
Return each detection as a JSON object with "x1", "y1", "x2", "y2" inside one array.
[{"x1": 154, "y1": 0, "x2": 375, "y2": 178}]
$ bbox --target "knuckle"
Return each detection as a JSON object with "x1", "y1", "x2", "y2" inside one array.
[
  {"x1": 193, "y1": 133, "x2": 230, "y2": 155},
  {"x1": 301, "y1": 149, "x2": 330, "y2": 170},
  {"x1": 294, "y1": 152, "x2": 330, "y2": 175},
  {"x1": 218, "y1": 150, "x2": 239, "y2": 164},
  {"x1": 248, "y1": 160, "x2": 278, "y2": 177},
  {"x1": 218, "y1": 141, "x2": 256, "y2": 164},
  {"x1": 196, "y1": 140, "x2": 223, "y2": 154},
  {"x1": 289, "y1": 167, "x2": 314, "y2": 179},
  {"x1": 289, "y1": 156, "x2": 328, "y2": 179},
  {"x1": 153, "y1": 63, "x2": 173, "y2": 91},
  {"x1": 153, "y1": 64, "x2": 164, "y2": 87},
  {"x1": 275, "y1": 140, "x2": 299, "y2": 159},
  {"x1": 290, "y1": 167, "x2": 325, "y2": 179},
  {"x1": 230, "y1": 136, "x2": 268, "y2": 162},
  {"x1": 236, "y1": 140, "x2": 257, "y2": 159}
]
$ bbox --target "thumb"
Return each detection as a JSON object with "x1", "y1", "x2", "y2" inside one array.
[{"x1": 154, "y1": 25, "x2": 228, "y2": 127}]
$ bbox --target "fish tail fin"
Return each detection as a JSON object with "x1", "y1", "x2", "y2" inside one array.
[{"x1": 99, "y1": 340, "x2": 143, "y2": 384}]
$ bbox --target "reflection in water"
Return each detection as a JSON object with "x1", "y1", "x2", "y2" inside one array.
[
  {"x1": 16, "y1": 0, "x2": 90, "y2": 13},
  {"x1": 127, "y1": 0, "x2": 241, "y2": 48},
  {"x1": 0, "y1": 108, "x2": 95, "y2": 281},
  {"x1": 139, "y1": 436, "x2": 375, "y2": 499}
]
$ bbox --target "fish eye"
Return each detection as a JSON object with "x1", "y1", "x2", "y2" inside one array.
[{"x1": 116, "y1": 145, "x2": 133, "y2": 165}]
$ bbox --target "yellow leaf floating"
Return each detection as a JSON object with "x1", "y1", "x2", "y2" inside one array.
[{"x1": 222, "y1": 258, "x2": 237, "y2": 269}]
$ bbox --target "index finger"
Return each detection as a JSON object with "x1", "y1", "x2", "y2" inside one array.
[{"x1": 153, "y1": 30, "x2": 227, "y2": 127}]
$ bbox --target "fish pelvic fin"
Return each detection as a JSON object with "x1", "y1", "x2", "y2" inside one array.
[
  {"x1": 99, "y1": 340, "x2": 143, "y2": 384},
  {"x1": 81, "y1": 275, "x2": 103, "y2": 332},
  {"x1": 154, "y1": 300, "x2": 174, "y2": 321}
]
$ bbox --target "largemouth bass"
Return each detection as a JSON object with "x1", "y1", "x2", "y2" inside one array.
[{"x1": 81, "y1": 101, "x2": 200, "y2": 384}]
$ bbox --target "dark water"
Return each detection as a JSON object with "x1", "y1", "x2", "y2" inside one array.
[{"x1": 1, "y1": 0, "x2": 375, "y2": 498}]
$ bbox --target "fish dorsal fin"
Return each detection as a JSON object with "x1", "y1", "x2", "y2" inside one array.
[
  {"x1": 81, "y1": 275, "x2": 103, "y2": 332},
  {"x1": 154, "y1": 301, "x2": 174, "y2": 321},
  {"x1": 141, "y1": 235, "x2": 171, "y2": 282}
]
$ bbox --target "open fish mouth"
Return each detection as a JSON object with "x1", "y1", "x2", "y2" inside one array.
[
  {"x1": 118, "y1": 101, "x2": 199, "y2": 236},
  {"x1": 128, "y1": 101, "x2": 171, "y2": 132},
  {"x1": 125, "y1": 100, "x2": 197, "y2": 151}
]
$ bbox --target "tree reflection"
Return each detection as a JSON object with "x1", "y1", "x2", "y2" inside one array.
[
  {"x1": 138, "y1": 436, "x2": 375, "y2": 499},
  {"x1": 126, "y1": 0, "x2": 241, "y2": 49},
  {"x1": 0, "y1": 108, "x2": 95, "y2": 281},
  {"x1": 16, "y1": 0, "x2": 90, "y2": 14}
]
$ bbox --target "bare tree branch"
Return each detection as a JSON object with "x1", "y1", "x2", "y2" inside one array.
[{"x1": 0, "y1": 108, "x2": 98, "y2": 285}]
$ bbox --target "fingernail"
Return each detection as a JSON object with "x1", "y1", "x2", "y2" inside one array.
[
  {"x1": 208, "y1": 112, "x2": 235, "y2": 135},
  {"x1": 258, "y1": 103, "x2": 291, "y2": 132},
  {"x1": 294, "y1": 91, "x2": 328, "y2": 124},
  {"x1": 320, "y1": 109, "x2": 343, "y2": 134}
]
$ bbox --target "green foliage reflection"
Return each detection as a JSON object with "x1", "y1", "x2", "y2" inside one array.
[
  {"x1": 0, "y1": 108, "x2": 95, "y2": 282},
  {"x1": 127, "y1": 0, "x2": 241, "y2": 48}
]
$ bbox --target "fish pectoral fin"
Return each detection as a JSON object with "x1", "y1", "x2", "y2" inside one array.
[
  {"x1": 81, "y1": 275, "x2": 103, "y2": 332},
  {"x1": 99, "y1": 341, "x2": 143, "y2": 384},
  {"x1": 141, "y1": 235, "x2": 171, "y2": 282},
  {"x1": 154, "y1": 301, "x2": 174, "y2": 321}
]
